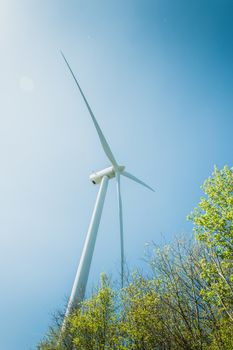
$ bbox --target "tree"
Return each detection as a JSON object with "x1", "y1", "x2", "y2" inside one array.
[
  {"x1": 189, "y1": 166, "x2": 233, "y2": 320},
  {"x1": 120, "y1": 275, "x2": 167, "y2": 350},
  {"x1": 147, "y1": 240, "x2": 216, "y2": 350},
  {"x1": 68, "y1": 274, "x2": 119, "y2": 350}
]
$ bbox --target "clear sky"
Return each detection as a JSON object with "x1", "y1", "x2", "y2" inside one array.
[{"x1": 0, "y1": 1, "x2": 232, "y2": 349}]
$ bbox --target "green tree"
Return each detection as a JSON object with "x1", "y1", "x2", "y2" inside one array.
[
  {"x1": 147, "y1": 240, "x2": 215, "y2": 350},
  {"x1": 189, "y1": 166, "x2": 233, "y2": 320},
  {"x1": 68, "y1": 274, "x2": 120, "y2": 350},
  {"x1": 120, "y1": 275, "x2": 167, "y2": 350}
]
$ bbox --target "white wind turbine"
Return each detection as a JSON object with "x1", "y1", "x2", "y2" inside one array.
[{"x1": 61, "y1": 52, "x2": 154, "y2": 318}]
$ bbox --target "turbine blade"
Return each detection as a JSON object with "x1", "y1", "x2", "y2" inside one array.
[
  {"x1": 122, "y1": 171, "x2": 155, "y2": 192},
  {"x1": 116, "y1": 173, "x2": 124, "y2": 288},
  {"x1": 61, "y1": 51, "x2": 119, "y2": 169}
]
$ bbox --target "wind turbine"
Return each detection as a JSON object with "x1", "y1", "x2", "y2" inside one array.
[{"x1": 61, "y1": 52, "x2": 154, "y2": 318}]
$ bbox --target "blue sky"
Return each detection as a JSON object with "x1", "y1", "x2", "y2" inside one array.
[{"x1": 0, "y1": 1, "x2": 232, "y2": 349}]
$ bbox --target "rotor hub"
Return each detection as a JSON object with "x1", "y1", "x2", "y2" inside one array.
[{"x1": 90, "y1": 165, "x2": 125, "y2": 185}]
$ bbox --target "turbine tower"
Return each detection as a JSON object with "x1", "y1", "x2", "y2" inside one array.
[{"x1": 61, "y1": 52, "x2": 154, "y2": 318}]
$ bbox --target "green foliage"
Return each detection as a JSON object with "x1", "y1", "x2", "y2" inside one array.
[
  {"x1": 189, "y1": 166, "x2": 233, "y2": 321},
  {"x1": 68, "y1": 277, "x2": 119, "y2": 349},
  {"x1": 38, "y1": 166, "x2": 233, "y2": 350},
  {"x1": 209, "y1": 318, "x2": 233, "y2": 350},
  {"x1": 189, "y1": 166, "x2": 233, "y2": 252},
  {"x1": 120, "y1": 276, "x2": 165, "y2": 350}
]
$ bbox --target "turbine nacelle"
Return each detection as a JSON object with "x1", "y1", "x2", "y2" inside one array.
[{"x1": 90, "y1": 165, "x2": 125, "y2": 184}]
